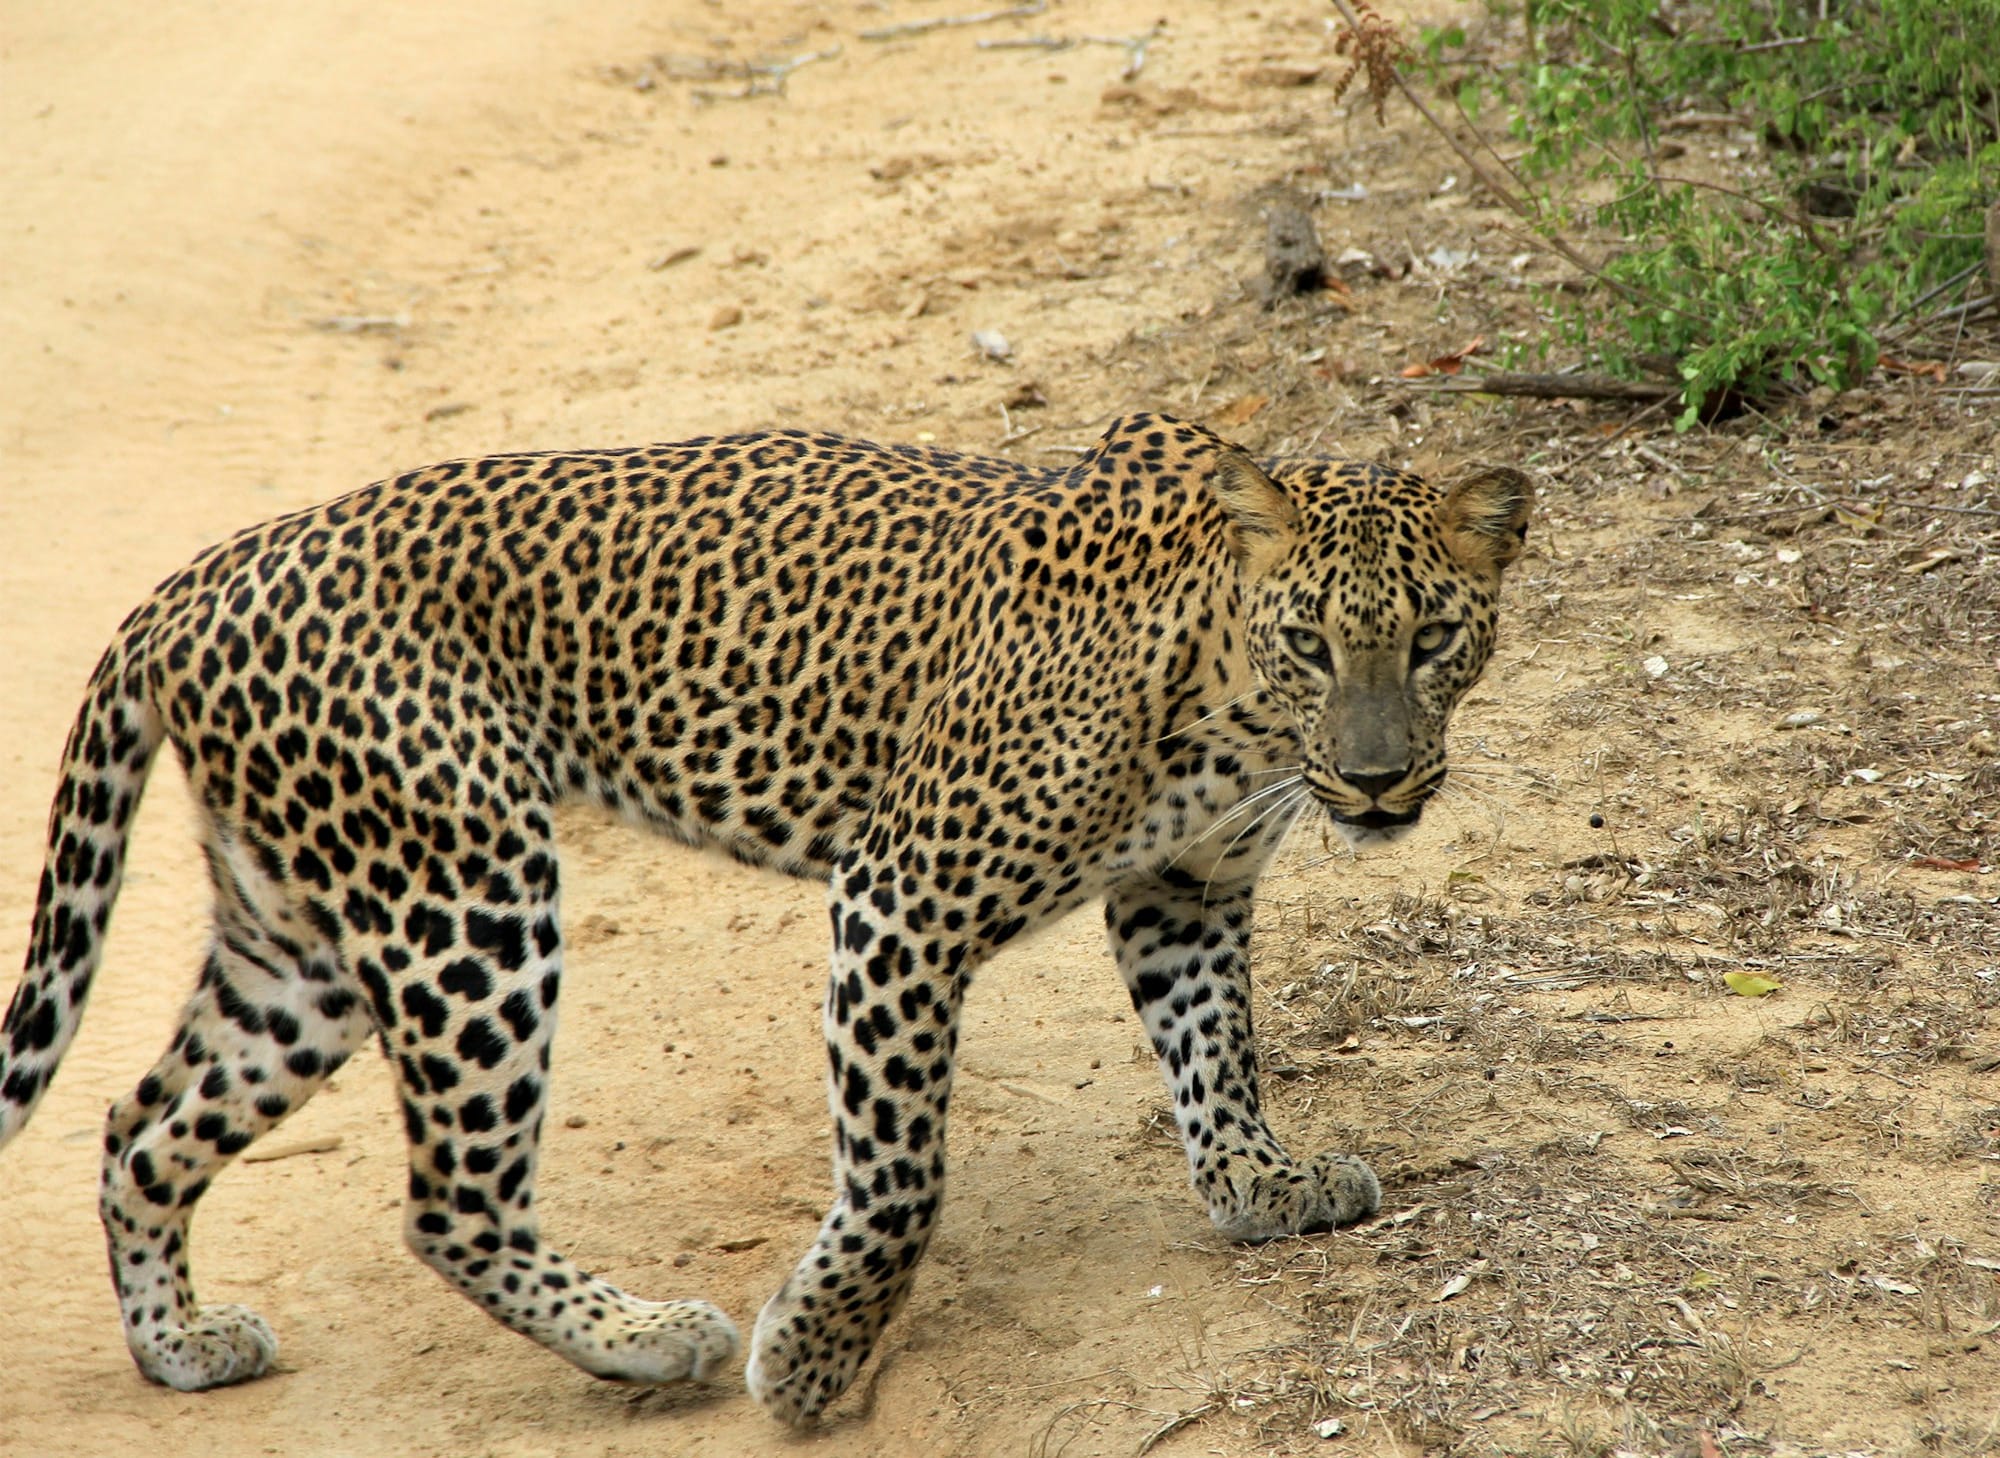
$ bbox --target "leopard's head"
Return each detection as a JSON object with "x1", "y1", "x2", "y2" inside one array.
[{"x1": 1212, "y1": 450, "x2": 1532, "y2": 846}]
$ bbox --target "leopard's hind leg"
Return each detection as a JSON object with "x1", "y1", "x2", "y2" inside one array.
[
  {"x1": 101, "y1": 831, "x2": 372, "y2": 1390},
  {"x1": 351, "y1": 802, "x2": 738, "y2": 1385}
]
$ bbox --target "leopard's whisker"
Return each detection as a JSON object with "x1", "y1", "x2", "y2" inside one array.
[
  {"x1": 1150, "y1": 688, "x2": 1263, "y2": 746},
  {"x1": 1164, "y1": 775, "x2": 1305, "y2": 870},
  {"x1": 1200, "y1": 786, "x2": 1314, "y2": 911},
  {"x1": 1438, "y1": 776, "x2": 1518, "y2": 820},
  {"x1": 1269, "y1": 796, "x2": 1326, "y2": 866}
]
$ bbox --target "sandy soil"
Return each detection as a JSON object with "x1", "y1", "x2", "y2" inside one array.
[{"x1": 6, "y1": 3, "x2": 1998, "y2": 1457}]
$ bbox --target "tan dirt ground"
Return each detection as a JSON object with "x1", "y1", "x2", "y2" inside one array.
[{"x1": 3, "y1": 3, "x2": 1997, "y2": 1457}]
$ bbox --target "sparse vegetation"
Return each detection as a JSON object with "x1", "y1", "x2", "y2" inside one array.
[{"x1": 1403, "y1": 0, "x2": 2000, "y2": 424}]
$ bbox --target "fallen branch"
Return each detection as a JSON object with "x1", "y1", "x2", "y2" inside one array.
[
  {"x1": 1399, "y1": 369, "x2": 1678, "y2": 402},
  {"x1": 1844, "y1": 495, "x2": 2000, "y2": 520},
  {"x1": 861, "y1": 1, "x2": 1045, "y2": 42},
  {"x1": 243, "y1": 1135, "x2": 344, "y2": 1164},
  {"x1": 692, "y1": 45, "x2": 841, "y2": 102},
  {"x1": 976, "y1": 22, "x2": 1162, "y2": 79}
]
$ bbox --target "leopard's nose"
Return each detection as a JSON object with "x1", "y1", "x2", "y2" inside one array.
[{"x1": 1340, "y1": 768, "x2": 1406, "y2": 801}]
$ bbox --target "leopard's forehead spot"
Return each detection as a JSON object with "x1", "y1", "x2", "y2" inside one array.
[
  {"x1": 1269, "y1": 461, "x2": 1444, "y2": 523},
  {"x1": 1263, "y1": 459, "x2": 1467, "y2": 630}
]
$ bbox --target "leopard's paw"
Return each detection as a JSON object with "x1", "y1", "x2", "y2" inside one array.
[
  {"x1": 574, "y1": 1299, "x2": 740, "y2": 1384},
  {"x1": 745, "y1": 1282, "x2": 871, "y2": 1427},
  {"x1": 131, "y1": 1303, "x2": 279, "y2": 1391},
  {"x1": 1212, "y1": 1150, "x2": 1381, "y2": 1242}
]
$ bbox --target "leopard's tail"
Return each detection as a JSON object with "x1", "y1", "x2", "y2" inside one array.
[{"x1": 0, "y1": 642, "x2": 165, "y2": 1150}]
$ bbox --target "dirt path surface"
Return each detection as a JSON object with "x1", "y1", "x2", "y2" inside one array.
[
  {"x1": 5, "y1": 3, "x2": 1998, "y2": 1457},
  {"x1": 1, "y1": 5, "x2": 1435, "y2": 1455}
]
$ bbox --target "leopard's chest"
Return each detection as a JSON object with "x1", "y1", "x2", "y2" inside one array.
[{"x1": 1106, "y1": 752, "x2": 1309, "y2": 886}]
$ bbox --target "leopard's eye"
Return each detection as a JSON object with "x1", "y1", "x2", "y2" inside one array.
[
  {"x1": 1411, "y1": 621, "x2": 1458, "y2": 664},
  {"x1": 1282, "y1": 626, "x2": 1331, "y2": 669}
]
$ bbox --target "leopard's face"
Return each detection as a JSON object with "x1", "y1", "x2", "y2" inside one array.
[{"x1": 1220, "y1": 455, "x2": 1532, "y2": 847}]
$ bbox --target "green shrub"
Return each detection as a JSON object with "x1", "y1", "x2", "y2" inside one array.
[{"x1": 1424, "y1": 0, "x2": 2000, "y2": 425}]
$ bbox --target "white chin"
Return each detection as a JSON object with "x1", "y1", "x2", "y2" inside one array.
[{"x1": 1331, "y1": 819, "x2": 1420, "y2": 850}]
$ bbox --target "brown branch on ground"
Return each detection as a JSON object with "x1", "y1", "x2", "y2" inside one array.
[{"x1": 1400, "y1": 370, "x2": 1679, "y2": 402}]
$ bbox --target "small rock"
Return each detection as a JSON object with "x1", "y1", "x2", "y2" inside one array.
[
  {"x1": 1641, "y1": 654, "x2": 1669, "y2": 679},
  {"x1": 709, "y1": 304, "x2": 743, "y2": 330},
  {"x1": 1262, "y1": 194, "x2": 1325, "y2": 305},
  {"x1": 1313, "y1": 1417, "x2": 1347, "y2": 1439},
  {"x1": 1003, "y1": 380, "x2": 1049, "y2": 410},
  {"x1": 1776, "y1": 709, "x2": 1823, "y2": 730},
  {"x1": 1953, "y1": 361, "x2": 1998, "y2": 381},
  {"x1": 869, "y1": 152, "x2": 947, "y2": 184},
  {"x1": 564, "y1": 1114, "x2": 588, "y2": 1129},
  {"x1": 970, "y1": 328, "x2": 1013, "y2": 362},
  {"x1": 646, "y1": 245, "x2": 700, "y2": 271},
  {"x1": 1245, "y1": 61, "x2": 1324, "y2": 87}
]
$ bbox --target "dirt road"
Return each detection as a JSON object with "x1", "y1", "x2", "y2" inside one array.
[
  {"x1": 2, "y1": 4, "x2": 1438, "y2": 1454},
  {"x1": 10, "y1": 3, "x2": 1998, "y2": 1455}
]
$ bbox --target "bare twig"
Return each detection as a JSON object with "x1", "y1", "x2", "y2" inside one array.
[
  {"x1": 243, "y1": 1135, "x2": 343, "y2": 1164},
  {"x1": 861, "y1": 1, "x2": 1046, "y2": 42},
  {"x1": 1325, "y1": 0, "x2": 1524, "y2": 218},
  {"x1": 1843, "y1": 495, "x2": 2000, "y2": 520},
  {"x1": 1137, "y1": 1402, "x2": 1216, "y2": 1454},
  {"x1": 1879, "y1": 264, "x2": 1989, "y2": 344},
  {"x1": 1398, "y1": 369, "x2": 1678, "y2": 402},
  {"x1": 977, "y1": 23, "x2": 1162, "y2": 79},
  {"x1": 691, "y1": 45, "x2": 840, "y2": 102},
  {"x1": 1577, "y1": 392, "x2": 1680, "y2": 457}
]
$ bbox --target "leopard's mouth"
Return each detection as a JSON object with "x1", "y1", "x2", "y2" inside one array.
[
  {"x1": 1309, "y1": 765, "x2": 1444, "y2": 815},
  {"x1": 1327, "y1": 805, "x2": 1423, "y2": 850},
  {"x1": 1331, "y1": 804, "x2": 1422, "y2": 833},
  {"x1": 1317, "y1": 767, "x2": 1442, "y2": 846}
]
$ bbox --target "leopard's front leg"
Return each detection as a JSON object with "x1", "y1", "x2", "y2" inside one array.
[
  {"x1": 746, "y1": 850, "x2": 975, "y2": 1425},
  {"x1": 1106, "y1": 876, "x2": 1380, "y2": 1240}
]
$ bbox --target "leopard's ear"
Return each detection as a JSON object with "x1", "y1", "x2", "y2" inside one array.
[
  {"x1": 1208, "y1": 448, "x2": 1300, "y2": 569},
  {"x1": 1438, "y1": 463, "x2": 1532, "y2": 573}
]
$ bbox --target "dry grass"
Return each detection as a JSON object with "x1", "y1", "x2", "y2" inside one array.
[{"x1": 1063, "y1": 128, "x2": 2000, "y2": 1453}]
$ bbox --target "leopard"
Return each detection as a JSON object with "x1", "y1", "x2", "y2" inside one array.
[{"x1": 0, "y1": 411, "x2": 1528, "y2": 1424}]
